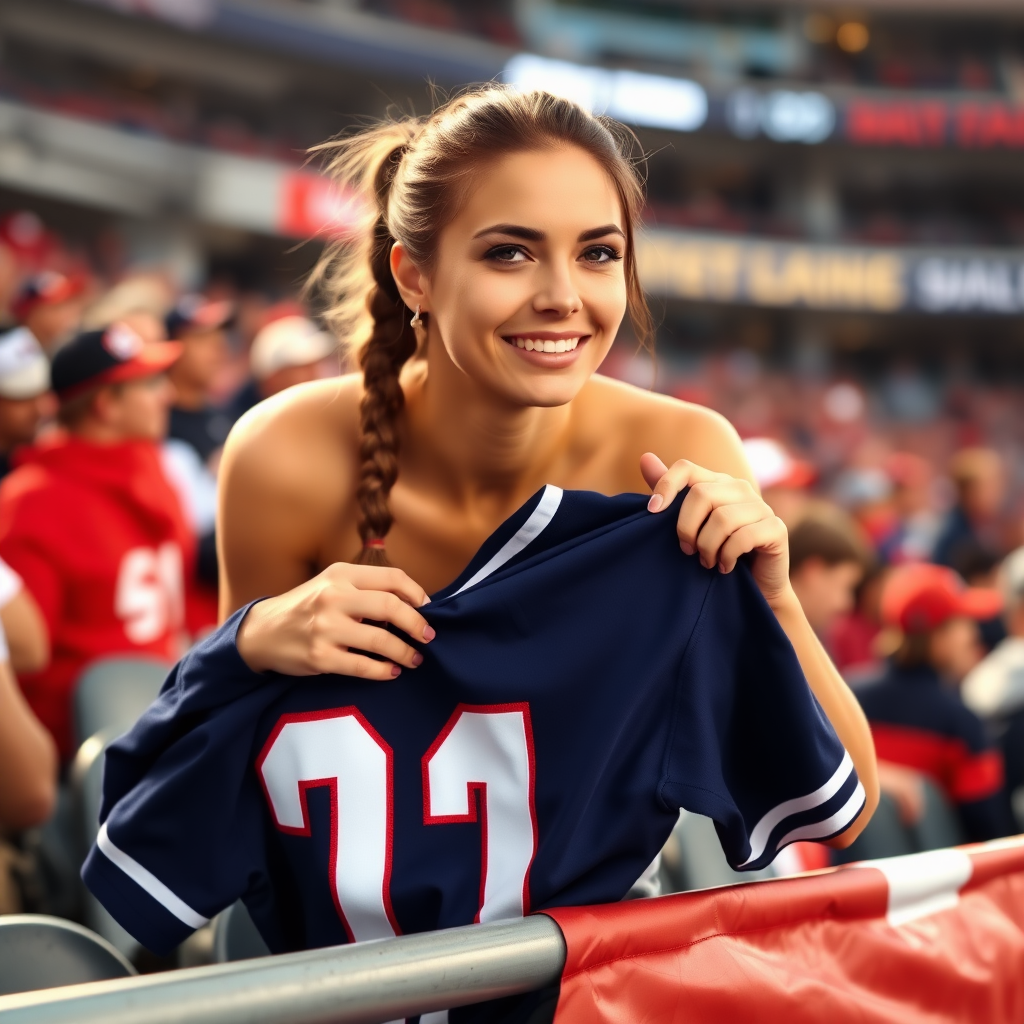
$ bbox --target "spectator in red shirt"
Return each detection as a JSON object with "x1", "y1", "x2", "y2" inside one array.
[{"x1": 0, "y1": 323, "x2": 188, "y2": 759}]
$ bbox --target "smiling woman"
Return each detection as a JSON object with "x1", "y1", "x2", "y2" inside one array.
[{"x1": 217, "y1": 85, "x2": 877, "y2": 848}]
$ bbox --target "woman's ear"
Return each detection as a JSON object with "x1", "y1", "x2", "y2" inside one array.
[{"x1": 390, "y1": 242, "x2": 430, "y2": 314}]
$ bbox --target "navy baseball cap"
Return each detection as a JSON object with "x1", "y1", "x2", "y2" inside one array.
[
  {"x1": 11, "y1": 270, "x2": 86, "y2": 322},
  {"x1": 165, "y1": 294, "x2": 233, "y2": 339},
  {"x1": 51, "y1": 322, "x2": 181, "y2": 401}
]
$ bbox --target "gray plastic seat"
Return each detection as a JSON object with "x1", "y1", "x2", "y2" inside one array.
[
  {"x1": 212, "y1": 900, "x2": 271, "y2": 963},
  {"x1": 910, "y1": 780, "x2": 965, "y2": 851},
  {"x1": 0, "y1": 914, "x2": 135, "y2": 995},
  {"x1": 661, "y1": 810, "x2": 775, "y2": 892},
  {"x1": 832, "y1": 791, "x2": 914, "y2": 864},
  {"x1": 73, "y1": 656, "x2": 170, "y2": 748},
  {"x1": 69, "y1": 727, "x2": 142, "y2": 961}
]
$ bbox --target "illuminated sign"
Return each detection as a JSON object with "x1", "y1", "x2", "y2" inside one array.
[
  {"x1": 504, "y1": 54, "x2": 708, "y2": 133},
  {"x1": 914, "y1": 258, "x2": 1024, "y2": 313},
  {"x1": 845, "y1": 98, "x2": 1024, "y2": 149},
  {"x1": 638, "y1": 229, "x2": 1024, "y2": 314},
  {"x1": 727, "y1": 88, "x2": 835, "y2": 144},
  {"x1": 638, "y1": 231, "x2": 904, "y2": 311}
]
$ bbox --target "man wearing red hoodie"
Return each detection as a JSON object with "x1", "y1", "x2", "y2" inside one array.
[{"x1": 0, "y1": 322, "x2": 188, "y2": 760}]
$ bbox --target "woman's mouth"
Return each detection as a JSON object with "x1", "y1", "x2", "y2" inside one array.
[
  {"x1": 501, "y1": 332, "x2": 590, "y2": 365},
  {"x1": 509, "y1": 337, "x2": 581, "y2": 353}
]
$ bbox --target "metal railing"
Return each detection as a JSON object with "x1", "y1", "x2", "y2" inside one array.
[{"x1": 0, "y1": 915, "x2": 566, "y2": 1024}]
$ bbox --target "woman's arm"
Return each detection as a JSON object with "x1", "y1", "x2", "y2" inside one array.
[
  {"x1": 218, "y1": 381, "x2": 434, "y2": 680},
  {"x1": 0, "y1": 657, "x2": 57, "y2": 829},
  {"x1": 642, "y1": 448, "x2": 879, "y2": 846}
]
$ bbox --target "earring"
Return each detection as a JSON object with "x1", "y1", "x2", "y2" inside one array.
[{"x1": 410, "y1": 305, "x2": 423, "y2": 328}]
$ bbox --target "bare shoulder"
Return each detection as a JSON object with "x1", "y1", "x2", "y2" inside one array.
[
  {"x1": 221, "y1": 374, "x2": 361, "y2": 525},
  {"x1": 579, "y1": 375, "x2": 754, "y2": 484}
]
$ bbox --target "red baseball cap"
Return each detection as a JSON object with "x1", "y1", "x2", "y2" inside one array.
[
  {"x1": 881, "y1": 563, "x2": 1003, "y2": 633},
  {"x1": 50, "y1": 322, "x2": 182, "y2": 401}
]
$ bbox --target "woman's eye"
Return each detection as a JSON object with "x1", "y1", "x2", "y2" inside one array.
[
  {"x1": 486, "y1": 245, "x2": 528, "y2": 264},
  {"x1": 581, "y1": 245, "x2": 622, "y2": 264}
]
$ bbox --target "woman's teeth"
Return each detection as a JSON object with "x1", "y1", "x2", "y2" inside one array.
[{"x1": 512, "y1": 337, "x2": 580, "y2": 353}]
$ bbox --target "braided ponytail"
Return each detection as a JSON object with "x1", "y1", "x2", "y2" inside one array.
[
  {"x1": 354, "y1": 219, "x2": 418, "y2": 565},
  {"x1": 310, "y1": 86, "x2": 652, "y2": 564}
]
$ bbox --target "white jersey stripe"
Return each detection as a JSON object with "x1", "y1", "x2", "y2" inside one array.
[
  {"x1": 775, "y1": 780, "x2": 866, "y2": 851},
  {"x1": 739, "y1": 750, "x2": 855, "y2": 867},
  {"x1": 453, "y1": 485, "x2": 563, "y2": 596},
  {"x1": 97, "y1": 821, "x2": 209, "y2": 929}
]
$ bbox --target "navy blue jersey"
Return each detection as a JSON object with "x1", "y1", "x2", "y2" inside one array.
[{"x1": 83, "y1": 486, "x2": 863, "y2": 959}]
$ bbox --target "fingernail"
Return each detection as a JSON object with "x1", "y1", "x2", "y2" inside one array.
[
  {"x1": 421, "y1": 596, "x2": 431, "y2": 605},
  {"x1": 412, "y1": 653, "x2": 424, "y2": 667},
  {"x1": 423, "y1": 625, "x2": 436, "y2": 642},
  {"x1": 648, "y1": 494, "x2": 664, "y2": 513},
  {"x1": 718, "y1": 562, "x2": 726, "y2": 573},
  {"x1": 680, "y1": 542, "x2": 693, "y2": 556},
  {"x1": 391, "y1": 665, "x2": 402, "y2": 677}
]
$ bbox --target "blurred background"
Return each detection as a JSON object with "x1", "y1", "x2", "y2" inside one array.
[{"x1": 0, "y1": 0, "x2": 1023, "y2": 518}]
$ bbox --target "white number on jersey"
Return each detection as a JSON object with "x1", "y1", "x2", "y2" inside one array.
[
  {"x1": 256, "y1": 709, "x2": 399, "y2": 942},
  {"x1": 423, "y1": 704, "x2": 537, "y2": 922},
  {"x1": 114, "y1": 542, "x2": 184, "y2": 644},
  {"x1": 257, "y1": 703, "x2": 537, "y2": 937}
]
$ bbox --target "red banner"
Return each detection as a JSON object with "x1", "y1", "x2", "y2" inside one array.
[
  {"x1": 277, "y1": 172, "x2": 365, "y2": 239},
  {"x1": 545, "y1": 836, "x2": 1024, "y2": 1023}
]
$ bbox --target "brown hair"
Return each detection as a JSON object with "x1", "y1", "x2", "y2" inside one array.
[
  {"x1": 310, "y1": 85, "x2": 652, "y2": 565},
  {"x1": 788, "y1": 510, "x2": 870, "y2": 575}
]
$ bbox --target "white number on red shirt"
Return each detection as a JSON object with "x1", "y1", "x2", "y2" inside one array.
[{"x1": 114, "y1": 542, "x2": 184, "y2": 644}]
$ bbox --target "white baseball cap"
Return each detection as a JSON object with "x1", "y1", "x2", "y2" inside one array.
[
  {"x1": 249, "y1": 316, "x2": 336, "y2": 380},
  {"x1": 0, "y1": 327, "x2": 50, "y2": 400},
  {"x1": 742, "y1": 437, "x2": 816, "y2": 490}
]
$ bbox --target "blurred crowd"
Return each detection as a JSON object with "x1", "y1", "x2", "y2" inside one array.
[
  {"x1": 625, "y1": 341, "x2": 1024, "y2": 845},
  {"x1": 0, "y1": 204, "x2": 1022, "y2": 922},
  {"x1": 0, "y1": 209, "x2": 337, "y2": 913}
]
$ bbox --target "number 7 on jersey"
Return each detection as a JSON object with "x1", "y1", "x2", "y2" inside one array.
[{"x1": 257, "y1": 703, "x2": 538, "y2": 939}]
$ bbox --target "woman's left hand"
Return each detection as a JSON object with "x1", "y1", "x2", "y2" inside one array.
[{"x1": 640, "y1": 453, "x2": 792, "y2": 608}]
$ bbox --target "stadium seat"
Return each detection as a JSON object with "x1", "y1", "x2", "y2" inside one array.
[
  {"x1": 0, "y1": 914, "x2": 135, "y2": 995},
  {"x1": 661, "y1": 810, "x2": 775, "y2": 892},
  {"x1": 70, "y1": 726, "x2": 141, "y2": 961},
  {"x1": 831, "y1": 792, "x2": 914, "y2": 864},
  {"x1": 910, "y1": 780, "x2": 965, "y2": 851},
  {"x1": 212, "y1": 900, "x2": 270, "y2": 962},
  {"x1": 1001, "y1": 710, "x2": 1024, "y2": 830},
  {"x1": 73, "y1": 656, "x2": 170, "y2": 748}
]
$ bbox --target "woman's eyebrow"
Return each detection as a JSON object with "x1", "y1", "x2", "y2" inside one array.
[
  {"x1": 473, "y1": 224, "x2": 544, "y2": 240},
  {"x1": 578, "y1": 225, "x2": 625, "y2": 241}
]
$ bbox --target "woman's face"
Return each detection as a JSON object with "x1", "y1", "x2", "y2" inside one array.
[{"x1": 415, "y1": 145, "x2": 629, "y2": 408}]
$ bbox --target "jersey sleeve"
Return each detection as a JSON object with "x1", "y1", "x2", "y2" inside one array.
[
  {"x1": 82, "y1": 606, "x2": 287, "y2": 955},
  {"x1": 661, "y1": 564, "x2": 864, "y2": 871}
]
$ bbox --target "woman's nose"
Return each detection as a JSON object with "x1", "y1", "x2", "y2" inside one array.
[{"x1": 532, "y1": 264, "x2": 581, "y2": 317}]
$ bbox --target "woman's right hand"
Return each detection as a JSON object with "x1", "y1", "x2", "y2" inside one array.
[{"x1": 236, "y1": 563, "x2": 434, "y2": 680}]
